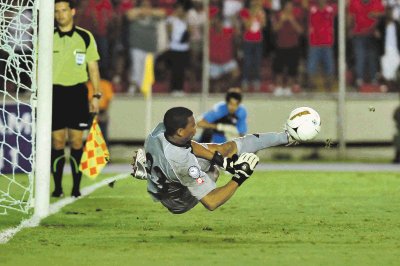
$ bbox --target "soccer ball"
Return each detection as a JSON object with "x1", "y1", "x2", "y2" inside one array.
[{"x1": 285, "y1": 107, "x2": 321, "y2": 141}]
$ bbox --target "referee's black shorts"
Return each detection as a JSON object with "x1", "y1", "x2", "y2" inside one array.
[{"x1": 52, "y1": 83, "x2": 90, "y2": 131}]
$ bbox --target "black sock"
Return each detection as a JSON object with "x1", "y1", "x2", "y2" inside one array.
[
  {"x1": 51, "y1": 149, "x2": 65, "y2": 193},
  {"x1": 70, "y1": 148, "x2": 83, "y2": 196}
]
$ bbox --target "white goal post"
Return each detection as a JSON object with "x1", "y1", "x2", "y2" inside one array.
[
  {"x1": 0, "y1": 0, "x2": 53, "y2": 217},
  {"x1": 34, "y1": 0, "x2": 54, "y2": 218}
]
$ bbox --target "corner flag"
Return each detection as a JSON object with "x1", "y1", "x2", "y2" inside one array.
[
  {"x1": 79, "y1": 118, "x2": 110, "y2": 179},
  {"x1": 141, "y1": 53, "x2": 154, "y2": 98}
]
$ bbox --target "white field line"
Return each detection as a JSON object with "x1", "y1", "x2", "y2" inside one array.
[{"x1": 0, "y1": 173, "x2": 130, "y2": 244}]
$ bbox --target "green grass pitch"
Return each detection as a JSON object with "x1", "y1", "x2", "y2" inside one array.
[{"x1": 1, "y1": 171, "x2": 399, "y2": 265}]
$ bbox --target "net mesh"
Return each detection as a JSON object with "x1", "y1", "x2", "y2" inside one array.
[{"x1": 0, "y1": 0, "x2": 38, "y2": 214}]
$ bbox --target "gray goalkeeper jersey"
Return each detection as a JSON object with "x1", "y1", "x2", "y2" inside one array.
[{"x1": 144, "y1": 123, "x2": 216, "y2": 214}]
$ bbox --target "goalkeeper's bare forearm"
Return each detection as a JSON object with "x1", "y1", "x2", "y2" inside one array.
[{"x1": 200, "y1": 153, "x2": 259, "y2": 211}]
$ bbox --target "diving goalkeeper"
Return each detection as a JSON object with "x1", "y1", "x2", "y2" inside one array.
[{"x1": 131, "y1": 107, "x2": 295, "y2": 214}]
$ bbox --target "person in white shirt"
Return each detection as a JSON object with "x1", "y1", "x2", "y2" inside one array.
[
  {"x1": 157, "y1": 2, "x2": 190, "y2": 96},
  {"x1": 376, "y1": 6, "x2": 400, "y2": 91}
]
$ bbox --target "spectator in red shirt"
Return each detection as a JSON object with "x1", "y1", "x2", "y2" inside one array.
[
  {"x1": 155, "y1": 0, "x2": 177, "y2": 15},
  {"x1": 239, "y1": 0, "x2": 266, "y2": 91},
  {"x1": 114, "y1": 0, "x2": 135, "y2": 12},
  {"x1": 272, "y1": 0, "x2": 304, "y2": 95},
  {"x1": 303, "y1": 0, "x2": 337, "y2": 92},
  {"x1": 209, "y1": 7, "x2": 240, "y2": 92},
  {"x1": 348, "y1": 0, "x2": 385, "y2": 87}
]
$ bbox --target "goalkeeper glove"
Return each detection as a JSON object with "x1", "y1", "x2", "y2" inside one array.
[
  {"x1": 211, "y1": 151, "x2": 237, "y2": 174},
  {"x1": 231, "y1": 153, "x2": 259, "y2": 186}
]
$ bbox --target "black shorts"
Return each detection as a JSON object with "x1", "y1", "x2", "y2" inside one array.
[
  {"x1": 272, "y1": 47, "x2": 301, "y2": 77},
  {"x1": 52, "y1": 83, "x2": 90, "y2": 131}
]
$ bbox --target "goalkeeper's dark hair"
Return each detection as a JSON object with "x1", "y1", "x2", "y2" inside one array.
[
  {"x1": 225, "y1": 88, "x2": 242, "y2": 103},
  {"x1": 164, "y1": 107, "x2": 193, "y2": 136},
  {"x1": 55, "y1": 0, "x2": 76, "y2": 8}
]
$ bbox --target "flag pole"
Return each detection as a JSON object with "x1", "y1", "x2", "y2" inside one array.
[
  {"x1": 142, "y1": 53, "x2": 154, "y2": 136},
  {"x1": 145, "y1": 84, "x2": 152, "y2": 136},
  {"x1": 200, "y1": 0, "x2": 210, "y2": 113}
]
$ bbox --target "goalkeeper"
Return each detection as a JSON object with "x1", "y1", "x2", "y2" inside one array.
[
  {"x1": 197, "y1": 87, "x2": 247, "y2": 143},
  {"x1": 131, "y1": 107, "x2": 293, "y2": 214},
  {"x1": 51, "y1": 0, "x2": 102, "y2": 197}
]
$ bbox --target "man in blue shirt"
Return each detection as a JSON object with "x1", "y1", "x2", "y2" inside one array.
[{"x1": 197, "y1": 88, "x2": 247, "y2": 143}]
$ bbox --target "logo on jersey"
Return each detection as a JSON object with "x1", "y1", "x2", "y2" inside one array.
[
  {"x1": 196, "y1": 178, "x2": 204, "y2": 184},
  {"x1": 188, "y1": 166, "x2": 200, "y2": 179}
]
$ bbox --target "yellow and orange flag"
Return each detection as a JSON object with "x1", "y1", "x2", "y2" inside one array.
[
  {"x1": 141, "y1": 53, "x2": 154, "y2": 99},
  {"x1": 79, "y1": 119, "x2": 110, "y2": 179}
]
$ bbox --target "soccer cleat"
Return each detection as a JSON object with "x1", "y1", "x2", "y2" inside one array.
[
  {"x1": 284, "y1": 126, "x2": 299, "y2": 146},
  {"x1": 51, "y1": 189, "x2": 64, "y2": 198},
  {"x1": 71, "y1": 190, "x2": 81, "y2": 198},
  {"x1": 131, "y1": 149, "x2": 147, "y2": 180}
]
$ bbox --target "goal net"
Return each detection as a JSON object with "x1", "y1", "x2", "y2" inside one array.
[{"x1": 0, "y1": 0, "x2": 37, "y2": 214}]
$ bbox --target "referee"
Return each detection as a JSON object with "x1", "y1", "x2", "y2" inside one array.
[{"x1": 51, "y1": 0, "x2": 101, "y2": 197}]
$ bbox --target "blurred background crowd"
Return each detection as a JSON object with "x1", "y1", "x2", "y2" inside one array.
[{"x1": 2, "y1": 0, "x2": 400, "y2": 95}]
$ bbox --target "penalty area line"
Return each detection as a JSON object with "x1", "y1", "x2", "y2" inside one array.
[{"x1": 0, "y1": 173, "x2": 130, "y2": 244}]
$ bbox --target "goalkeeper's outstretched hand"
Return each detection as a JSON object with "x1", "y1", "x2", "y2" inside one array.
[
  {"x1": 211, "y1": 151, "x2": 238, "y2": 174},
  {"x1": 231, "y1": 153, "x2": 259, "y2": 186}
]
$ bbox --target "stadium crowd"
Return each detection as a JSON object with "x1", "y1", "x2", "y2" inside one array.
[{"x1": 2, "y1": 0, "x2": 400, "y2": 94}]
